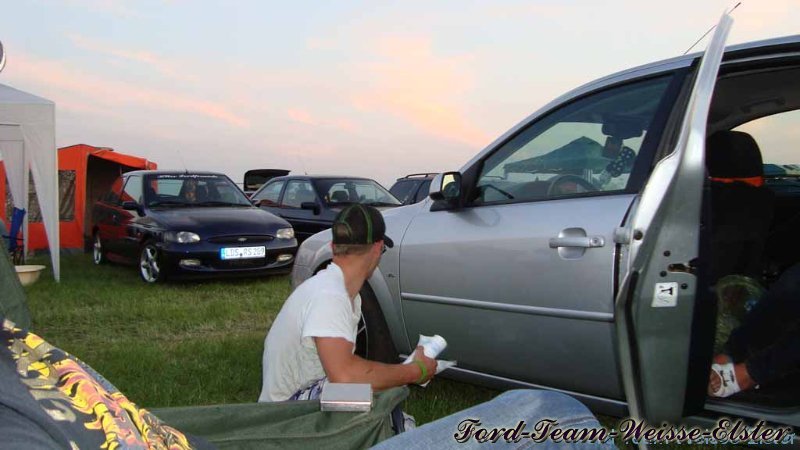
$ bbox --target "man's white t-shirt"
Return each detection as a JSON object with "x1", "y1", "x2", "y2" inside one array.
[{"x1": 259, "y1": 263, "x2": 362, "y2": 402}]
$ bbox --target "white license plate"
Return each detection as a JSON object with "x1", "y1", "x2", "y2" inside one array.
[{"x1": 220, "y1": 246, "x2": 266, "y2": 260}]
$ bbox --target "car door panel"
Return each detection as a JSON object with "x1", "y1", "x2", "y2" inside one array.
[
  {"x1": 401, "y1": 194, "x2": 635, "y2": 399},
  {"x1": 279, "y1": 208, "x2": 330, "y2": 241},
  {"x1": 615, "y1": 13, "x2": 732, "y2": 424},
  {"x1": 404, "y1": 300, "x2": 621, "y2": 398},
  {"x1": 118, "y1": 175, "x2": 143, "y2": 258}
]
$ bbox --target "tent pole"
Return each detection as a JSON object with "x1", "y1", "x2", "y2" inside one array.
[{"x1": 22, "y1": 147, "x2": 28, "y2": 263}]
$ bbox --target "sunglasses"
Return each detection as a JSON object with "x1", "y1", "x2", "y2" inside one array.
[{"x1": 381, "y1": 243, "x2": 387, "y2": 254}]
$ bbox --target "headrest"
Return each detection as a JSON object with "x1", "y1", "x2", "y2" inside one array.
[
  {"x1": 706, "y1": 131, "x2": 764, "y2": 179},
  {"x1": 331, "y1": 191, "x2": 349, "y2": 202}
]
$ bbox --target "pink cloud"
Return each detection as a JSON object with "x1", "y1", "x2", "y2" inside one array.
[
  {"x1": 287, "y1": 108, "x2": 317, "y2": 125},
  {"x1": 285, "y1": 107, "x2": 362, "y2": 134},
  {"x1": 354, "y1": 36, "x2": 490, "y2": 147},
  {"x1": 67, "y1": 33, "x2": 190, "y2": 81},
  {"x1": 63, "y1": 0, "x2": 143, "y2": 18},
  {"x1": 9, "y1": 52, "x2": 249, "y2": 128},
  {"x1": 729, "y1": 0, "x2": 800, "y2": 40}
]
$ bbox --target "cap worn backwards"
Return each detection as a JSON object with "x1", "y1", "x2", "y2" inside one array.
[{"x1": 332, "y1": 204, "x2": 394, "y2": 248}]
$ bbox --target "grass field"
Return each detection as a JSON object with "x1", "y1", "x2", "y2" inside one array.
[{"x1": 22, "y1": 254, "x2": 739, "y2": 448}]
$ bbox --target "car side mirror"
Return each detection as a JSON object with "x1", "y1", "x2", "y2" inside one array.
[
  {"x1": 429, "y1": 172, "x2": 462, "y2": 202},
  {"x1": 121, "y1": 201, "x2": 144, "y2": 216},
  {"x1": 301, "y1": 202, "x2": 321, "y2": 215}
]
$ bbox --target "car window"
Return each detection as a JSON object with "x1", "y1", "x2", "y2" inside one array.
[
  {"x1": 735, "y1": 109, "x2": 800, "y2": 191},
  {"x1": 735, "y1": 109, "x2": 800, "y2": 166},
  {"x1": 120, "y1": 175, "x2": 143, "y2": 204},
  {"x1": 144, "y1": 174, "x2": 251, "y2": 207},
  {"x1": 390, "y1": 180, "x2": 417, "y2": 204},
  {"x1": 105, "y1": 177, "x2": 124, "y2": 204},
  {"x1": 473, "y1": 76, "x2": 673, "y2": 205},
  {"x1": 414, "y1": 179, "x2": 432, "y2": 203},
  {"x1": 281, "y1": 180, "x2": 316, "y2": 209},
  {"x1": 253, "y1": 181, "x2": 284, "y2": 205},
  {"x1": 315, "y1": 179, "x2": 401, "y2": 206}
]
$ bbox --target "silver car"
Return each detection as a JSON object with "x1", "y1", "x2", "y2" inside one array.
[{"x1": 292, "y1": 16, "x2": 800, "y2": 430}]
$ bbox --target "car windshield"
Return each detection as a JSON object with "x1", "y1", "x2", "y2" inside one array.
[
  {"x1": 389, "y1": 180, "x2": 418, "y2": 204},
  {"x1": 144, "y1": 174, "x2": 252, "y2": 207},
  {"x1": 313, "y1": 179, "x2": 401, "y2": 207}
]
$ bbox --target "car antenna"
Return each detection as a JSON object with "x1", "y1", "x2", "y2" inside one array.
[
  {"x1": 296, "y1": 153, "x2": 309, "y2": 175},
  {"x1": 683, "y1": 2, "x2": 741, "y2": 55},
  {"x1": 176, "y1": 148, "x2": 189, "y2": 173}
]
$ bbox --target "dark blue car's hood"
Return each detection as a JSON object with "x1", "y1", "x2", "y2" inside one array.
[{"x1": 148, "y1": 206, "x2": 289, "y2": 236}]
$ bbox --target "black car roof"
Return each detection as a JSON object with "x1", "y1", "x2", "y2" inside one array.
[
  {"x1": 124, "y1": 170, "x2": 230, "y2": 177},
  {"x1": 268, "y1": 175, "x2": 375, "y2": 182}
]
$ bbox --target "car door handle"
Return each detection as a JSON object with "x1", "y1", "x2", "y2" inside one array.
[{"x1": 548, "y1": 236, "x2": 605, "y2": 248}]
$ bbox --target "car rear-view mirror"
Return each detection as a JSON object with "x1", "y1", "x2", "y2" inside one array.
[
  {"x1": 429, "y1": 172, "x2": 461, "y2": 202},
  {"x1": 121, "y1": 201, "x2": 144, "y2": 216},
  {"x1": 301, "y1": 202, "x2": 321, "y2": 215}
]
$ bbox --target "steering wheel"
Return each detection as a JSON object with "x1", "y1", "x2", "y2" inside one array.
[{"x1": 546, "y1": 174, "x2": 599, "y2": 196}]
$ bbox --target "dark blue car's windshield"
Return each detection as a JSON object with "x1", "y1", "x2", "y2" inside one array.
[
  {"x1": 144, "y1": 174, "x2": 252, "y2": 208},
  {"x1": 313, "y1": 179, "x2": 401, "y2": 206}
]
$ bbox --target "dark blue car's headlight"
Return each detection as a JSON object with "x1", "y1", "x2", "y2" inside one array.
[
  {"x1": 276, "y1": 228, "x2": 295, "y2": 240},
  {"x1": 164, "y1": 231, "x2": 201, "y2": 244}
]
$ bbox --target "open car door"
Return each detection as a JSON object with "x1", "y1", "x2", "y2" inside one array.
[{"x1": 615, "y1": 13, "x2": 732, "y2": 424}]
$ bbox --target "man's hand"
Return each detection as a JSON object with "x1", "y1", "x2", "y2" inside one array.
[{"x1": 412, "y1": 345, "x2": 437, "y2": 384}]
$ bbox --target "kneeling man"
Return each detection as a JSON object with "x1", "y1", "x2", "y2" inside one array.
[{"x1": 260, "y1": 204, "x2": 436, "y2": 402}]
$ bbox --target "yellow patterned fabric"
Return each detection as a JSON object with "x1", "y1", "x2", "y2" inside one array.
[{"x1": 1, "y1": 318, "x2": 198, "y2": 449}]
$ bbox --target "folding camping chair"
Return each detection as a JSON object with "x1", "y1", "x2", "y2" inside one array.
[{"x1": 2, "y1": 207, "x2": 25, "y2": 265}]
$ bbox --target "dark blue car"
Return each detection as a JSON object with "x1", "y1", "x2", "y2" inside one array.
[{"x1": 91, "y1": 171, "x2": 297, "y2": 283}]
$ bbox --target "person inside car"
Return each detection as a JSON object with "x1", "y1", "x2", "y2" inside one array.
[
  {"x1": 259, "y1": 204, "x2": 438, "y2": 402},
  {"x1": 708, "y1": 263, "x2": 800, "y2": 397},
  {"x1": 180, "y1": 179, "x2": 208, "y2": 203}
]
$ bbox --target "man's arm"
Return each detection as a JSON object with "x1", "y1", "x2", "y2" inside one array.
[{"x1": 315, "y1": 337, "x2": 436, "y2": 391}]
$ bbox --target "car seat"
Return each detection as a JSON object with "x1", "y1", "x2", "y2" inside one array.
[
  {"x1": 144, "y1": 185, "x2": 157, "y2": 204},
  {"x1": 331, "y1": 190, "x2": 349, "y2": 203},
  {"x1": 706, "y1": 130, "x2": 775, "y2": 283},
  {"x1": 205, "y1": 183, "x2": 221, "y2": 201}
]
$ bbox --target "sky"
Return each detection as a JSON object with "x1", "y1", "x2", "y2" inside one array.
[{"x1": 0, "y1": 0, "x2": 798, "y2": 188}]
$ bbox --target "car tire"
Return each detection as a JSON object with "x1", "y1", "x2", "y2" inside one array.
[
  {"x1": 139, "y1": 241, "x2": 165, "y2": 283},
  {"x1": 355, "y1": 283, "x2": 398, "y2": 363},
  {"x1": 92, "y1": 233, "x2": 106, "y2": 265}
]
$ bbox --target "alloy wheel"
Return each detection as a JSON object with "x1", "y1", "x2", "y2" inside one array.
[
  {"x1": 93, "y1": 234, "x2": 104, "y2": 265},
  {"x1": 139, "y1": 244, "x2": 160, "y2": 283}
]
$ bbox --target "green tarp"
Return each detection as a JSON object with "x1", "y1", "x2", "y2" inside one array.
[{"x1": 153, "y1": 387, "x2": 407, "y2": 450}]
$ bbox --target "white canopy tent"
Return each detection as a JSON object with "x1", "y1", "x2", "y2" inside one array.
[{"x1": 0, "y1": 83, "x2": 59, "y2": 281}]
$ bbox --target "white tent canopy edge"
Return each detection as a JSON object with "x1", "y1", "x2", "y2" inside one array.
[{"x1": 0, "y1": 82, "x2": 60, "y2": 281}]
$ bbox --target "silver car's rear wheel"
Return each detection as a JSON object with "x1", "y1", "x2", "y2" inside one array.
[
  {"x1": 92, "y1": 234, "x2": 105, "y2": 265},
  {"x1": 139, "y1": 242, "x2": 162, "y2": 283}
]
